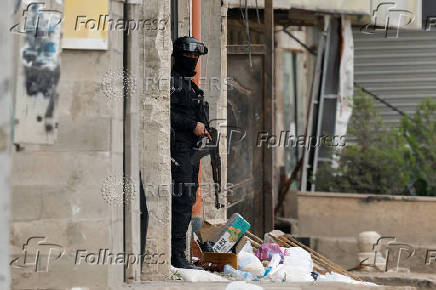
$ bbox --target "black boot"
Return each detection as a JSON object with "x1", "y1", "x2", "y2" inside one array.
[{"x1": 171, "y1": 252, "x2": 203, "y2": 270}]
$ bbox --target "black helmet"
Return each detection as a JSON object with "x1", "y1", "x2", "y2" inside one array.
[{"x1": 173, "y1": 36, "x2": 208, "y2": 55}]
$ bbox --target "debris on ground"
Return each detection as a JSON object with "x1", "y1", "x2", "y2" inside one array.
[
  {"x1": 170, "y1": 266, "x2": 228, "y2": 282},
  {"x1": 184, "y1": 213, "x2": 377, "y2": 286},
  {"x1": 225, "y1": 281, "x2": 264, "y2": 290}
]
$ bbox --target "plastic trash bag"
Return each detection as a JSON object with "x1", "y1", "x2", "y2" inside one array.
[
  {"x1": 237, "y1": 242, "x2": 265, "y2": 277},
  {"x1": 270, "y1": 247, "x2": 314, "y2": 282},
  {"x1": 255, "y1": 243, "x2": 284, "y2": 262},
  {"x1": 224, "y1": 264, "x2": 259, "y2": 281},
  {"x1": 283, "y1": 247, "x2": 313, "y2": 272},
  {"x1": 270, "y1": 264, "x2": 314, "y2": 282},
  {"x1": 318, "y1": 272, "x2": 378, "y2": 286}
]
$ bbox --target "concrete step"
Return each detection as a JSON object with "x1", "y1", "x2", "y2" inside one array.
[
  {"x1": 356, "y1": 271, "x2": 436, "y2": 289},
  {"x1": 123, "y1": 281, "x2": 417, "y2": 290}
]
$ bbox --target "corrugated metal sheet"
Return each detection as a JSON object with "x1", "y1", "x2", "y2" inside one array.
[
  {"x1": 353, "y1": 29, "x2": 436, "y2": 126},
  {"x1": 227, "y1": 0, "x2": 370, "y2": 14}
]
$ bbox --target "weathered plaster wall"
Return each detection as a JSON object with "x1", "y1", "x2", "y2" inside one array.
[{"x1": 10, "y1": 0, "x2": 124, "y2": 288}]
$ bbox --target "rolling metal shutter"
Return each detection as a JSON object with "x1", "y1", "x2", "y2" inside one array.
[{"x1": 353, "y1": 28, "x2": 436, "y2": 127}]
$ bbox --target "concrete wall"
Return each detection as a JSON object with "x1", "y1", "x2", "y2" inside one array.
[
  {"x1": 9, "y1": 0, "x2": 227, "y2": 286},
  {"x1": 295, "y1": 192, "x2": 436, "y2": 273},
  {"x1": 310, "y1": 235, "x2": 436, "y2": 274},
  {"x1": 297, "y1": 192, "x2": 436, "y2": 244},
  {"x1": 0, "y1": 0, "x2": 12, "y2": 289},
  {"x1": 10, "y1": 0, "x2": 124, "y2": 288}
]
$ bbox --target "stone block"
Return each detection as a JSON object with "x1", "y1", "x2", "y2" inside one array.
[
  {"x1": 12, "y1": 151, "x2": 112, "y2": 187},
  {"x1": 55, "y1": 117, "x2": 111, "y2": 152},
  {"x1": 11, "y1": 251, "x2": 109, "y2": 289},
  {"x1": 311, "y1": 236, "x2": 359, "y2": 270}
]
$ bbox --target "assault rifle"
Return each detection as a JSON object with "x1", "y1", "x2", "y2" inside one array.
[{"x1": 191, "y1": 97, "x2": 224, "y2": 209}]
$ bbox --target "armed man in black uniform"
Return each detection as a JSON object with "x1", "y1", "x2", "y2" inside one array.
[{"x1": 170, "y1": 36, "x2": 209, "y2": 269}]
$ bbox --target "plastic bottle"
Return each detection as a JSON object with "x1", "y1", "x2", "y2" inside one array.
[
  {"x1": 263, "y1": 253, "x2": 281, "y2": 277},
  {"x1": 223, "y1": 264, "x2": 259, "y2": 281}
]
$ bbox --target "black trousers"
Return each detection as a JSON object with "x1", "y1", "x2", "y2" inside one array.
[{"x1": 171, "y1": 143, "x2": 199, "y2": 257}]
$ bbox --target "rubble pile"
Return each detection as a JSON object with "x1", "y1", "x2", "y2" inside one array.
[{"x1": 176, "y1": 213, "x2": 377, "y2": 286}]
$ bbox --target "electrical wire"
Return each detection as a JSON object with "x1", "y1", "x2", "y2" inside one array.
[
  {"x1": 279, "y1": 28, "x2": 407, "y2": 117},
  {"x1": 239, "y1": 0, "x2": 253, "y2": 67},
  {"x1": 353, "y1": 82, "x2": 407, "y2": 116}
]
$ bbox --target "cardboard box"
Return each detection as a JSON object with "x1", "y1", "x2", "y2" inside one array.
[
  {"x1": 198, "y1": 219, "x2": 226, "y2": 243},
  {"x1": 212, "y1": 213, "x2": 250, "y2": 253},
  {"x1": 200, "y1": 252, "x2": 238, "y2": 270}
]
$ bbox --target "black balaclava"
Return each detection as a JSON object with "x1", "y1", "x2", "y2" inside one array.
[{"x1": 174, "y1": 53, "x2": 198, "y2": 77}]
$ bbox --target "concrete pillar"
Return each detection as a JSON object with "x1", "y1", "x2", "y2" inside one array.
[
  {"x1": 139, "y1": 0, "x2": 172, "y2": 281},
  {"x1": 197, "y1": 0, "x2": 228, "y2": 222},
  {"x1": 0, "y1": 0, "x2": 12, "y2": 288}
]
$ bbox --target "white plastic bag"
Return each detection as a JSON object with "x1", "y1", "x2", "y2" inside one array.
[
  {"x1": 271, "y1": 264, "x2": 314, "y2": 282},
  {"x1": 237, "y1": 242, "x2": 265, "y2": 277},
  {"x1": 318, "y1": 272, "x2": 378, "y2": 286},
  {"x1": 280, "y1": 247, "x2": 292, "y2": 257},
  {"x1": 283, "y1": 247, "x2": 313, "y2": 272},
  {"x1": 271, "y1": 247, "x2": 314, "y2": 282}
]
